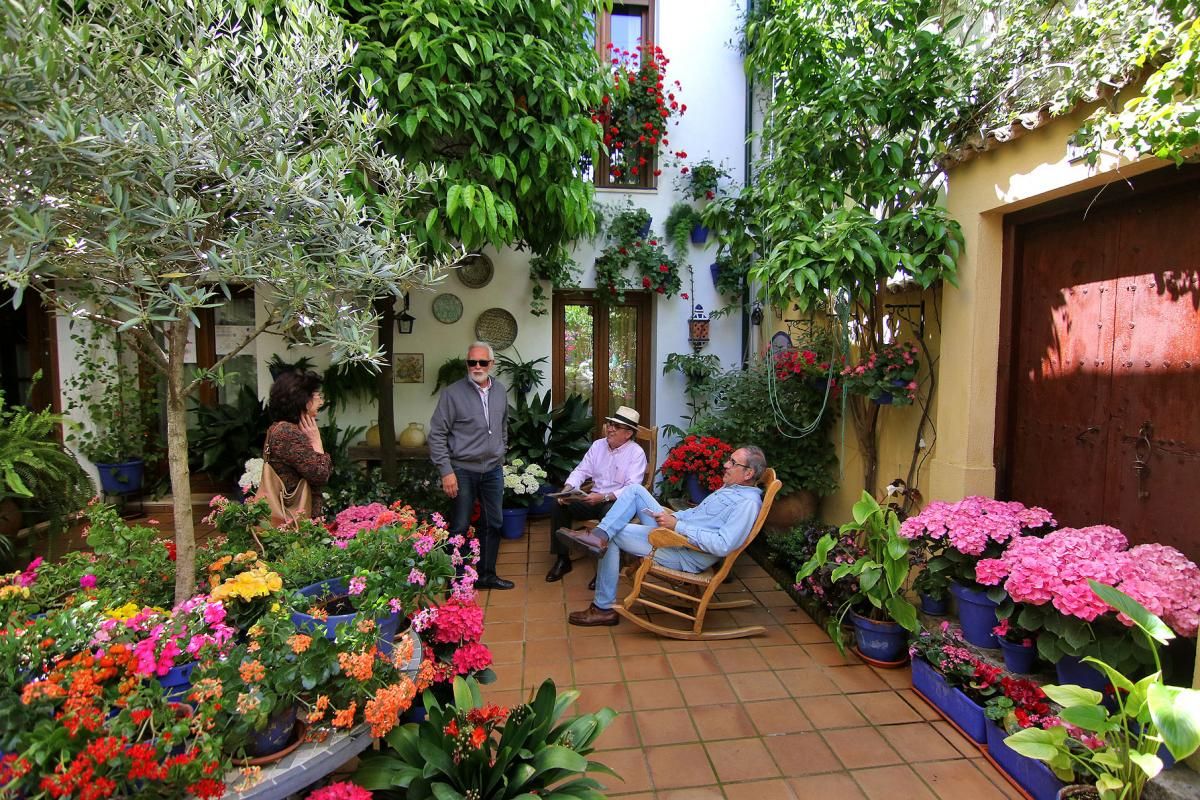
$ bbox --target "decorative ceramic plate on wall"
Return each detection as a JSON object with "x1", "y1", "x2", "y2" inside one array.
[
  {"x1": 475, "y1": 307, "x2": 518, "y2": 351},
  {"x1": 456, "y1": 253, "x2": 494, "y2": 289},
  {"x1": 431, "y1": 293, "x2": 463, "y2": 324}
]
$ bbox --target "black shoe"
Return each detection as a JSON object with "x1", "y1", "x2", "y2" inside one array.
[
  {"x1": 588, "y1": 577, "x2": 596, "y2": 591},
  {"x1": 545, "y1": 557, "x2": 573, "y2": 582},
  {"x1": 477, "y1": 575, "x2": 515, "y2": 590}
]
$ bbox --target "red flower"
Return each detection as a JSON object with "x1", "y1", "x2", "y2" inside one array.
[
  {"x1": 642, "y1": 277, "x2": 651, "y2": 288},
  {"x1": 680, "y1": 293, "x2": 688, "y2": 299}
]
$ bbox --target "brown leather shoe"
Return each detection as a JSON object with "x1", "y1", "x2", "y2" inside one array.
[{"x1": 568, "y1": 603, "x2": 619, "y2": 627}]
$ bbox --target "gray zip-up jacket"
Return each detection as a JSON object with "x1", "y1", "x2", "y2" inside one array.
[{"x1": 428, "y1": 376, "x2": 508, "y2": 476}]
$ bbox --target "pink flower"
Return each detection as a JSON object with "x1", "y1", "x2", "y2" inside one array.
[
  {"x1": 452, "y1": 641, "x2": 493, "y2": 674},
  {"x1": 431, "y1": 512, "x2": 447, "y2": 529},
  {"x1": 79, "y1": 574, "x2": 97, "y2": 589},
  {"x1": 17, "y1": 557, "x2": 43, "y2": 588},
  {"x1": 306, "y1": 781, "x2": 373, "y2": 800},
  {"x1": 348, "y1": 576, "x2": 367, "y2": 596},
  {"x1": 430, "y1": 599, "x2": 485, "y2": 643},
  {"x1": 407, "y1": 568, "x2": 426, "y2": 587}
]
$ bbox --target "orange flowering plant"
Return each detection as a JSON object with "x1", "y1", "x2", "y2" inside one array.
[{"x1": 354, "y1": 676, "x2": 618, "y2": 798}]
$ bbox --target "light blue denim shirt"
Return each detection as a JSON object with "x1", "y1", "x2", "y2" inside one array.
[{"x1": 673, "y1": 483, "x2": 763, "y2": 570}]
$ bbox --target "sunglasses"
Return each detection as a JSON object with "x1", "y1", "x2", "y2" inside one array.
[{"x1": 466, "y1": 359, "x2": 492, "y2": 367}]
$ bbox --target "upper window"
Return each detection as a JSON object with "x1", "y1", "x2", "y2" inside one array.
[{"x1": 593, "y1": 1, "x2": 656, "y2": 190}]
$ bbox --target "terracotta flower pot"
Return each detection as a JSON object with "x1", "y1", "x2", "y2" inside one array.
[{"x1": 764, "y1": 489, "x2": 819, "y2": 531}]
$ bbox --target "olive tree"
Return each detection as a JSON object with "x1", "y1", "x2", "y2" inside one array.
[{"x1": 0, "y1": 0, "x2": 454, "y2": 600}]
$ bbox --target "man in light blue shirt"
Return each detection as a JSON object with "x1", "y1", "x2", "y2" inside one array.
[{"x1": 562, "y1": 445, "x2": 767, "y2": 627}]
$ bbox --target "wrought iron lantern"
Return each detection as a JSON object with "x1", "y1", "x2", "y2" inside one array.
[
  {"x1": 688, "y1": 305, "x2": 710, "y2": 352},
  {"x1": 396, "y1": 292, "x2": 415, "y2": 335}
]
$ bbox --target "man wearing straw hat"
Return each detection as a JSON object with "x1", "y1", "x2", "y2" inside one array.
[{"x1": 544, "y1": 405, "x2": 647, "y2": 582}]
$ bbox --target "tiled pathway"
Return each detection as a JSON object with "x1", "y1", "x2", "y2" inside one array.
[{"x1": 479, "y1": 518, "x2": 1024, "y2": 800}]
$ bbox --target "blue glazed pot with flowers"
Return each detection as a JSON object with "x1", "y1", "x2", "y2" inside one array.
[
  {"x1": 950, "y1": 582, "x2": 1001, "y2": 648},
  {"x1": 290, "y1": 577, "x2": 401, "y2": 656}
]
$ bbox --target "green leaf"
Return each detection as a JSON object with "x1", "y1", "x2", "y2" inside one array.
[
  {"x1": 1088, "y1": 580, "x2": 1175, "y2": 645},
  {"x1": 885, "y1": 596, "x2": 919, "y2": 633},
  {"x1": 851, "y1": 491, "x2": 878, "y2": 524},
  {"x1": 532, "y1": 745, "x2": 588, "y2": 776},
  {"x1": 1041, "y1": 684, "x2": 1104, "y2": 708},
  {"x1": 1004, "y1": 726, "x2": 1068, "y2": 762},
  {"x1": 1129, "y1": 751, "x2": 1164, "y2": 780},
  {"x1": 1059, "y1": 704, "x2": 1110, "y2": 732},
  {"x1": 395, "y1": 72, "x2": 413, "y2": 95},
  {"x1": 1148, "y1": 684, "x2": 1200, "y2": 761}
]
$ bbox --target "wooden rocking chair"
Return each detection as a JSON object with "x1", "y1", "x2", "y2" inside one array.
[{"x1": 613, "y1": 468, "x2": 782, "y2": 640}]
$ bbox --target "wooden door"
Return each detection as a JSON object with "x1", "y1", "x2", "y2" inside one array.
[
  {"x1": 551, "y1": 291, "x2": 652, "y2": 437},
  {"x1": 1000, "y1": 168, "x2": 1200, "y2": 560}
]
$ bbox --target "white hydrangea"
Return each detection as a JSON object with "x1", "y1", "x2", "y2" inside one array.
[{"x1": 238, "y1": 457, "x2": 264, "y2": 494}]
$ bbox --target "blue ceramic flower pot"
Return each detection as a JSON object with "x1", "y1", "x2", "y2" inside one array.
[
  {"x1": 911, "y1": 657, "x2": 987, "y2": 744},
  {"x1": 986, "y1": 722, "x2": 1065, "y2": 800},
  {"x1": 685, "y1": 474, "x2": 711, "y2": 505},
  {"x1": 690, "y1": 224, "x2": 709, "y2": 245},
  {"x1": 249, "y1": 705, "x2": 297, "y2": 757},
  {"x1": 1055, "y1": 654, "x2": 1109, "y2": 693},
  {"x1": 999, "y1": 638, "x2": 1037, "y2": 674},
  {"x1": 949, "y1": 582, "x2": 1001, "y2": 648},
  {"x1": 636, "y1": 218, "x2": 652, "y2": 238},
  {"x1": 291, "y1": 578, "x2": 401, "y2": 656},
  {"x1": 96, "y1": 459, "x2": 145, "y2": 495},
  {"x1": 851, "y1": 612, "x2": 909, "y2": 664},
  {"x1": 528, "y1": 484, "x2": 557, "y2": 517},
  {"x1": 920, "y1": 592, "x2": 949, "y2": 616},
  {"x1": 501, "y1": 507, "x2": 528, "y2": 539},
  {"x1": 157, "y1": 660, "x2": 196, "y2": 702}
]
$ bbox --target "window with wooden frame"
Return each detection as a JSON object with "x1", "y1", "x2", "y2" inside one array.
[
  {"x1": 593, "y1": 0, "x2": 657, "y2": 190},
  {"x1": 186, "y1": 286, "x2": 259, "y2": 408}
]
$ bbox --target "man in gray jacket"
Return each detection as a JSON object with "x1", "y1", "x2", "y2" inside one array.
[{"x1": 429, "y1": 342, "x2": 513, "y2": 589}]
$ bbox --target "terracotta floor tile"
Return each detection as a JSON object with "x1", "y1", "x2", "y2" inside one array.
[
  {"x1": 596, "y1": 710, "x2": 641, "y2": 750},
  {"x1": 825, "y1": 665, "x2": 891, "y2": 693},
  {"x1": 573, "y1": 656, "x2": 621, "y2": 685},
  {"x1": 728, "y1": 670, "x2": 790, "y2": 702},
  {"x1": 821, "y1": 727, "x2": 904, "y2": 769},
  {"x1": 745, "y1": 698, "x2": 812, "y2": 735},
  {"x1": 482, "y1": 621, "x2": 525, "y2": 642},
  {"x1": 677, "y1": 674, "x2": 738, "y2": 706},
  {"x1": 524, "y1": 601, "x2": 568, "y2": 621},
  {"x1": 575, "y1": 681, "x2": 632, "y2": 713},
  {"x1": 645, "y1": 743, "x2": 717, "y2": 788},
  {"x1": 713, "y1": 647, "x2": 771, "y2": 673},
  {"x1": 756, "y1": 644, "x2": 815, "y2": 670},
  {"x1": 524, "y1": 638, "x2": 570, "y2": 663},
  {"x1": 667, "y1": 650, "x2": 722, "y2": 678},
  {"x1": 596, "y1": 747, "x2": 652, "y2": 794},
  {"x1": 804, "y1": 642, "x2": 864, "y2": 666},
  {"x1": 705, "y1": 634, "x2": 759, "y2": 650},
  {"x1": 785, "y1": 623, "x2": 831, "y2": 644},
  {"x1": 634, "y1": 707, "x2": 699, "y2": 746},
  {"x1": 849, "y1": 691, "x2": 924, "y2": 725},
  {"x1": 911, "y1": 759, "x2": 1011, "y2": 800},
  {"x1": 482, "y1": 688, "x2": 524, "y2": 707},
  {"x1": 706, "y1": 737, "x2": 782, "y2": 783},
  {"x1": 690, "y1": 702, "x2": 759, "y2": 740},
  {"x1": 776, "y1": 667, "x2": 840, "y2": 697},
  {"x1": 524, "y1": 659, "x2": 572, "y2": 691},
  {"x1": 752, "y1": 626, "x2": 802, "y2": 647},
  {"x1": 484, "y1": 604, "x2": 524, "y2": 623},
  {"x1": 741, "y1": 576, "x2": 781, "y2": 591},
  {"x1": 484, "y1": 589, "x2": 530, "y2": 607},
  {"x1": 870, "y1": 664, "x2": 913, "y2": 689},
  {"x1": 851, "y1": 765, "x2": 937, "y2": 800},
  {"x1": 729, "y1": 607, "x2": 779, "y2": 628},
  {"x1": 566, "y1": 621, "x2": 613, "y2": 638},
  {"x1": 787, "y1": 772, "x2": 868, "y2": 799},
  {"x1": 929, "y1": 720, "x2": 984, "y2": 758},
  {"x1": 795, "y1": 694, "x2": 869, "y2": 729},
  {"x1": 657, "y1": 788, "x2": 724, "y2": 800},
  {"x1": 488, "y1": 640, "x2": 524, "y2": 665},
  {"x1": 900, "y1": 688, "x2": 944, "y2": 721},
  {"x1": 621, "y1": 653, "x2": 674, "y2": 681},
  {"x1": 659, "y1": 637, "x2": 709, "y2": 653},
  {"x1": 724, "y1": 778, "x2": 798, "y2": 800},
  {"x1": 626, "y1": 678, "x2": 685, "y2": 710},
  {"x1": 757, "y1": 590, "x2": 801, "y2": 607},
  {"x1": 879, "y1": 722, "x2": 964, "y2": 762},
  {"x1": 612, "y1": 633, "x2": 665, "y2": 655},
  {"x1": 971, "y1": 758, "x2": 1027, "y2": 799},
  {"x1": 525, "y1": 618, "x2": 569, "y2": 640},
  {"x1": 763, "y1": 732, "x2": 840, "y2": 777},
  {"x1": 571, "y1": 635, "x2": 617, "y2": 659}
]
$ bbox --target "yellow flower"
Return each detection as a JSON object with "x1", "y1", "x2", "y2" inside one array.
[
  {"x1": 210, "y1": 568, "x2": 283, "y2": 603},
  {"x1": 0, "y1": 585, "x2": 29, "y2": 600},
  {"x1": 105, "y1": 602, "x2": 141, "y2": 620}
]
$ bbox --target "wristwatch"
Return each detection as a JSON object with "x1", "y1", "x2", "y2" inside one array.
[{"x1": 605, "y1": 492, "x2": 615, "y2": 502}]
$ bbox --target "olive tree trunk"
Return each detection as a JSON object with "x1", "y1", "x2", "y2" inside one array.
[{"x1": 166, "y1": 321, "x2": 196, "y2": 602}]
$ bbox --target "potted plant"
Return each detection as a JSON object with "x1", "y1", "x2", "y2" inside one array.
[
  {"x1": 64, "y1": 328, "x2": 160, "y2": 493},
  {"x1": 983, "y1": 675, "x2": 1066, "y2": 799},
  {"x1": 661, "y1": 352, "x2": 722, "y2": 440},
  {"x1": 993, "y1": 617, "x2": 1038, "y2": 674},
  {"x1": 500, "y1": 458, "x2": 547, "y2": 539},
  {"x1": 527, "y1": 250, "x2": 581, "y2": 316},
  {"x1": 898, "y1": 495, "x2": 1056, "y2": 648},
  {"x1": 354, "y1": 675, "x2": 618, "y2": 797},
  {"x1": 676, "y1": 157, "x2": 733, "y2": 202},
  {"x1": 908, "y1": 623, "x2": 1005, "y2": 743},
  {"x1": 1005, "y1": 581, "x2": 1200, "y2": 800},
  {"x1": 976, "y1": 528, "x2": 1200, "y2": 686},
  {"x1": 796, "y1": 492, "x2": 919, "y2": 664},
  {"x1": 664, "y1": 201, "x2": 703, "y2": 261},
  {"x1": 659, "y1": 434, "x2": 734, "y2": 503},
  {"x1": 913, "y1": 560, "x2": 952, "y2": 615},
  {"x1": 838, "y1": 341, "x2": 921, "y2": 405},
  {"x1": 0, "y1": 386, "x2": 92, "y2": 543},
  {"x1": 594, "y1": 43, "x2": 684, "y2": 184},
  {"x1": 494, "y1": 348, "x2": 548, "y2": 395}
]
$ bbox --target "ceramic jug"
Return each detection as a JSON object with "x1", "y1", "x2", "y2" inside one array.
[
  {"x1": 365, "y1": 423, "x2": 381, "y2": 447},
  {"x1": 399, "y1": 422, "x2": 426, "y2": 448}
]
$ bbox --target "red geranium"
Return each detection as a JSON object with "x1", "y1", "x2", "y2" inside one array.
[
  {"x1": 660, "y1": 435, "x2": 734, "y2": 492},
  {"x1": 593, "y1": 44, "x2": 685, "y2": 184}
]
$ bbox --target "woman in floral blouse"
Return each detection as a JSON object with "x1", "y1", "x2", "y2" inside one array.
[{"x1": 265, "y1": 370, "x2": 332, "y2": 518}]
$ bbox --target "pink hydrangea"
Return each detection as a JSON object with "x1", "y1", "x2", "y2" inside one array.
[
  {"x1": 899, "y1": 497, "x2": 1055, "y2": 555},
  {"x1": 451, "y1": 641, "x2": 493, "y2": 674},
  {"x1": 79, "y1": 574, "x2": 97, "y2": 589},
  {"x1": 1116, "y1": 544, "x2": 1200, "y2": 636},
  {"x1": 306, "y1": 781, "x2": 372, "y2": 800},
  {"x1": 429, "y1": 599, "x2": 485, "y2": 644},
  {"x1": 332, "y1": 503, "x2": 390, "y2": 542}
]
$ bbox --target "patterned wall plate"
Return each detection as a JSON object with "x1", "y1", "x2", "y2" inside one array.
[
  {"x1": 456, "y1": 253, "x2": 494, "y2": 289},
  {"x1": 475, "y1": 308, "x2": 518, "y2": 351},
  {"x1": 431, "y1": 293, "x2": 463, "y2": 324}
]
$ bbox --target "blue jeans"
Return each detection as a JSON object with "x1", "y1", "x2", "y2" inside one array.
[
  {"x1": 449, "y1": 465, "x2": 504, "y2": 579},
  {"x1": 593, "y1": 485, "x2": 692, "y2": 609}
]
